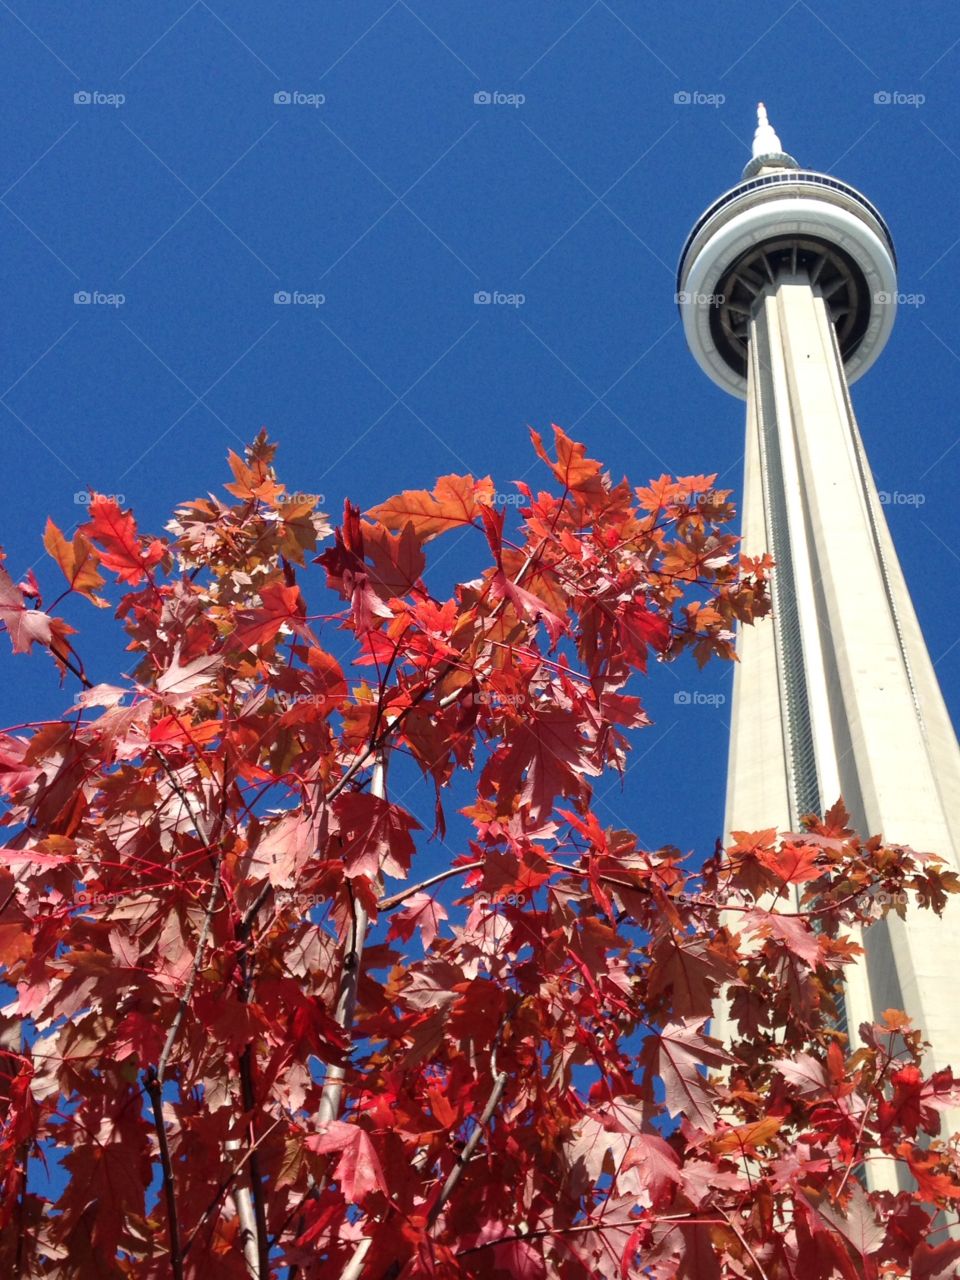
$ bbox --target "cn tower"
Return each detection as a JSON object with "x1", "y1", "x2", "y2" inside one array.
[{"x1": 678, "y1": 106, "x2": 960, "y2": 1188}]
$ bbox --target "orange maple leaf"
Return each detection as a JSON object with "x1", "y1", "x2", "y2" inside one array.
[
  {"x1": 367, "y1": 474, "x2": 493, "y2": 542},
  {"x1": 530, "y1": 424, "x2": 605, "y2": 496},
  {"x1": 43, "y1": 519, "x2": 108, "y2": 606}
]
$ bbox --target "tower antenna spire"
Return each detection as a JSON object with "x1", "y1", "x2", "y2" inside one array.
[
  {"x1": 741, "y1": 101, "x2": 799, "y2": 179},
  {"x1": 753, "y1": 102, "x2": 783, "y2": 159}
]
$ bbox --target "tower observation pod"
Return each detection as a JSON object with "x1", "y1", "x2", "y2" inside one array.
[{"x1": 678, "y1": 106, "x2": 960, "y2": 1193}]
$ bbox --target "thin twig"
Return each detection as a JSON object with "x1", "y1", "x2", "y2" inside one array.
[
  {"x1": 377, "y1": 861, "x2": 484, "y2": 912},
  {"x1": 302, "y1": 540, "x2": 550, "y2": 1277},
  {"x1": 156, "y1": 853, "x2": 223, "y2": 1083},
  {"x1": 146, "y1": 750, "x2": 229, "y2": 1266},
  {"x1": 294, "y1": 749, "x2": 390, "y2": 1280},
  {"x1": 427, "y1": 1070, "x2": 508, "y2": 1229},
  {"x1": 182, "y1": 1118, "x2": 284, "y2": 1258},
  {"x1": 323, "y1": 534, "x2": 546, "y2": 809},
  {"x1": 238, "y1": 881, "x2": 273, "y2": 938},
  {"x1": 455, "y1": 1212, "x2": 733, "y2": 1257},
  {"x1": 427, "y1": 1022, "x2": 512, "y2": 1232},
  {"x1": 149, "y1": 749, "x2": 225, "y2": 1084},
  {"x1": 835, "y1": 1042, "x2": 895, "y2": 1201},
  {"x1": 716, "y1": 1206, "x2": 771, "y2": 1280},
  {"x1": 316, "y1": 747, "x2": 388, "y2": 1130}
]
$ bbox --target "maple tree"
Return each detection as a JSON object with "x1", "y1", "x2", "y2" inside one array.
[{"x1": 1, "y1": 426, "x2": 959, "y2": 1278}]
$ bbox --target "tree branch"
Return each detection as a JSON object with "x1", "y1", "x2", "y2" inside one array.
[
  {"x1": 338, "y1": 1237, "x2": 372, "y2": 1280},
  {"x1": 835, "y1": 1041, "x2": 896, "y2": 1201},
  {"x1": 145, "y1": 1068, "x2": 185, "y2": 1280},
  {"x1": 148, "y1": 748, "x2": 234, "y2": 1266},
  {"x1": 156, "y1": 851, "x2": 223, "y2": 1083},
  {"x1": 377, "y1": 861, "x2": 484, "y2": 912},
  {"x1": 239, "y1": 1043, "x2": 270, "y2": 1278},
  {"x1": 323, "y1": 535, "x2": 545, "y2": 810},
  {"x1": 716, "y1": 1206, "x2": 771, "y2": 1280},
  {"x1": 316, "y1": 746, "x2": 389, "y2": 1132},
  {"x1": 291, "y1": 749, "x2": 391, "y2": 1280},
  {"x1": 427, "y1": 1041, "x2": 508, "y2": 1230},
  {"x1": 454, "y1": 1211, "x2": 734, "y2": 1258},
  {"x1": 226, "y1": 1135, "x2": 260, "y2": 1277},
  {"x1": 149, "y1": 748, "x2": 225, "y2": 1085},
  {"x1": 182, "y1": 1118, "x2": 284, "y2": 1259},
  {"x1": 428, "y1": 1071, "x2": 508, "y2": 1228}
]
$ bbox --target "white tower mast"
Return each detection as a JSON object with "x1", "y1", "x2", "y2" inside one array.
[{"x1": 678, "y1": 106, "x2": 960, "y2": 1188}]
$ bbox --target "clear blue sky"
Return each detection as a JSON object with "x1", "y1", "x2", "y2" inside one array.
[{"x1": 3, "y1": 1, "x2": 960, "y2": 859}]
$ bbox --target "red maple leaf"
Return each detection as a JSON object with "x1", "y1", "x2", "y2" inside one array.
[
  {"x1": 81, "y1": 495, "x2": 163, "y2": 584},
  {"x1": 307, "y1": 1121, "x2": 387, "y2": 1201},
  {"x1": 233, "y1": 582, "x2": 307, "y2": 650}
]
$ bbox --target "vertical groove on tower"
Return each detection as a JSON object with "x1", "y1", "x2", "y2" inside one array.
[
  {"x1": 752, "y1": 289, "x2": 849, "y2": 1042},
  {"x1": 752, "y1": 308, "x2": 821, "y2": 821}
]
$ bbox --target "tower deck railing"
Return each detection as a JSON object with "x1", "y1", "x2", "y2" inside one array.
[{"x1": 677, "y1": 170, "x2": 897, "y2": 296}]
